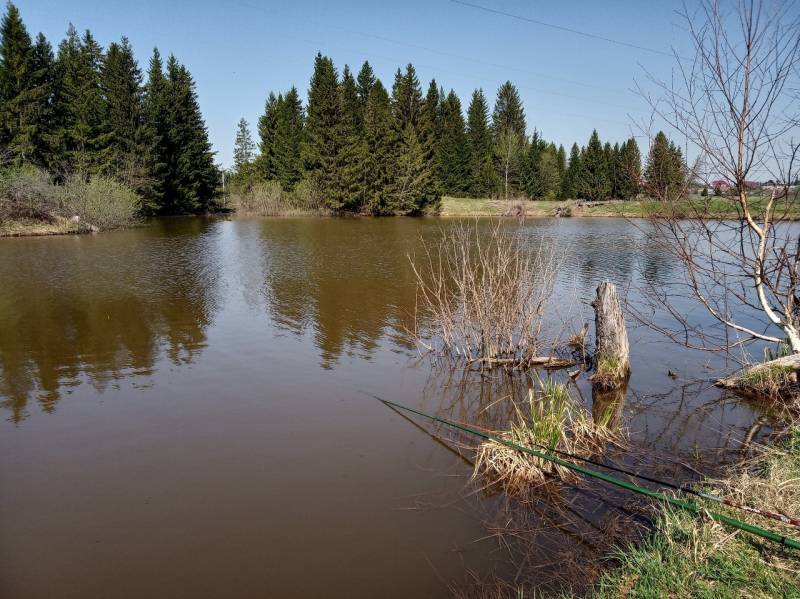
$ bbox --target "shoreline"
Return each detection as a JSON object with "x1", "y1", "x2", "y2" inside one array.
[{"x1": 4, "y1": 195, "x2": 800, "y2": 237}]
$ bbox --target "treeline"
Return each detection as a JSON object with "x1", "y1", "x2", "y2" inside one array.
[
  {"x1": 0, "y1": 3, "x2": 218, "y2": 215},
  {"x1": 233, "y1": 54, "x2": 687, "y2": 214}
]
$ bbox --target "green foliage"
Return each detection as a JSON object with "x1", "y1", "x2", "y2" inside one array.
[
  {"x1": 577, "y1": 130, "x2": 611, "y2": 201},
  {"x1": 54, "y1": 27, "x2": 107, "y2": 174},
  {"x1": 492, "y1": 80, "x2": 526, "y2": 140},
  {"x1": 0, "y1": 3, "x2": 44, "y2": 164},
  {"x1": 644, "y1": 131, "x2": 686, "y2": 201},
  {"x1": 303, "y1": 53, "x2": 343, "y2": 210},
  {"x1": 362, "y1": 80, "x2": 396, "y2": 215},
  {"x1": 272, "y1": 87, "x2": 304, "y2": 191},
  {"x1": 100, "y1": 37, "x2": 151, "y2": 194},
  {"x1": 465, "y1": 88, "x2": 495, "y2": 197},
  {"x1": 435, "y1": 90, "x2": 468, "y2": 196},
  {"x1": 561, "y1": 143, "x2": 581, "y2": 199},
  {"x1": 0, "y1": 164, "x2": 139, "y2": 229},
  {"x1": 233, "y1": 117, "x2": 255, "y2": 171},
  {"x1": 618, "y1": 137, "x2": 641, "y2": 200}
]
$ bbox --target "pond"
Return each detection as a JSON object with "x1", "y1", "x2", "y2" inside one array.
[{"x1": 0, "y1": 217, "x2": 775, "y2": 598}]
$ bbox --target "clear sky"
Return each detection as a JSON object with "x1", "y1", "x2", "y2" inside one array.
[{"x1": 16, "y1": 0, "x2": 691, "y2": 168}]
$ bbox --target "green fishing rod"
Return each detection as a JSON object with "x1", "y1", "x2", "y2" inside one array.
[{"x1": 378, "y1": 397, "x2": 800, "y2": 550}]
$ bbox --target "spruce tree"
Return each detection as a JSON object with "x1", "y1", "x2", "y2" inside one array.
[
  {"x1": 492, "y1": 81, "x2": 526, "y2": 195},
  {"x1": 28, "y1": 33, "x2": 55, "y2": 168},
  {"x1": 390, "y1": 64, "x2": 437, "y2": 213},
  {"x1": 0, "y1": 2, "x2": 35, "y2": 163},
  {"x1": 100, "y1": 37, "x2": 149, "y2": 189},
  {"x1": 303, "y1": 53, "x2": 347, "y2": 210},
  {"x1": 334, "y1": 65, "x2": 363, "y2": 211},
  {"x1": 465, "y1": 88, "x2": 494, "y2": 197},
  {"x1": 355, "y1": 60, "x2": 375, "y2": 125},
  {"x1": 256, "y1": 91, "x2": 279, "y2": 181},
  {"x1": 522, "y1": 129, "x2": 547, "y2": 198},
  {"x1": 561, "y1": 142, "x2": 581, "y2": 199},
  {"x1": 362, "y1": 80, "x2": 395, "y2": 214},
  {"x1": 644, "y1": 131, "x2": 685, "y2": 201},
  {"x1": 492, "y1": 81, "x2": 526, "y2": 140},
  {"x1": 577, "y1": 130, "x2": 611, "y2": 201},
  {"x1": 160, "y1": 55, "x2": 218, "y2": 213},
  {"x1": 435, "y1": 89, "x2": 468, "y2": 195},
  {"x1": 537, "y1": 147, "x2": 561, "y2": 199},
  {"x1": 556, "y1": 144, "x2": 567, "y2": 197},
  {"x1": 233, "y1": 117, "x2": 255, "y2": 171},
  {"x1": 53, "y1": 27, "x2": 106, "y2": 174},
  {"x1": 143, "y1": 48, "x2": 169, "y2": 211},
  {"x1": 618, "y1": 137, "x2": 641, "y2": 200},
  {"x1": 272, "y1": 86, "x2": 304, "y2": 190}
]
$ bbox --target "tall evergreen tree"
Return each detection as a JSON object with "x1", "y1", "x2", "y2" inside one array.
[
  {"x1": 355, "y1": 60, "x2": 375, "y2": 125},
  {"x1": 577, "y1": 130, "x2": 611, "y2": 201},
  {"x1": 492, "y1": 81, "x2": 526, "y2": 195},
  {"x1": 521, "y1": 129, "x2": 547, "y2": 198},
  {"x1": 159, "y1": 55, "x2": 218, "y2": 213},
  {"x1": 303, "y1": 54, "x2": 339, "y2": 201},
  {"x1": 0, "y1": 2, "x2": 35, "y2": 163},
  {"x1": 256, "y1": 91, "x2": 279, "y2": 181},
  {"x1": 143, "y1": 47, "x2": 169, "y2": 210},
  {"x1": 390, "y1": 64, "x2": 437, "y2": 213},
  {"x1": 465, "y1": 88, "x2": 494, "y2": 197},
  {"x1": 561, "y1": 142, "x2": 581, "y2": 199},
  {"x1": 100, "y1": 37, "x2": 149, "y2": 189},
  {"x1": 272, "y1": 87, "x2": 304, "y2": 190},
  {"x1": 53, "y1": 27, "x2": 106, "y2": 174},
  {"x1": 362, "y1": 80, "x2": 395, "y2": 214},
  {"x1": 233, "y1": 117, "x2": 255, "y2": 171},
  {"x1": 618, "y1": 136, "x2": 641, "y2": 200},
  {"x1": 492, "y1": 81, "x2": 526, "y2": 140},
  {"x1": 334, "y1": 64, "x2": 363, "y2": 211},
  {"x1": 27, "y1": 32, "x2": 55, "y2": 167},
  {"x1": 435, "y1": 89, "x2": 468, "y2": 195},
  {"x1": 644, "y1": 131, "x2": 685, "y2": 200}
]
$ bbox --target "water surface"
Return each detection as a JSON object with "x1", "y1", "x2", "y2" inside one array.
[{"x1": 0, "y1": 217, "x2": 773, "y2": 597}]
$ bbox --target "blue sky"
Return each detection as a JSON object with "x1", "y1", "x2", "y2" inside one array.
[{"x1": 17, "y1": 0, "x2": 690, "y2": 167}]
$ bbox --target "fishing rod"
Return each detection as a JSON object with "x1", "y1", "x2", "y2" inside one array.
[
  {"x1": 461, "y1": 413, "x2": 800, "y2": 530},
  {"x1": 367, "y1": 392, "x2": 800, "y2": 530},
  {"x1": 377, "y1": 397, "x2": 800, "y2": 550}
]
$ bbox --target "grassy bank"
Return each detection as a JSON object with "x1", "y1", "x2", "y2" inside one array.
[
  {"x1": 438, "y1": 195, "x2": 800, "y2": 219},
  {"x1": 565, "y1": 428, "x2": 800, "y2": 598}
]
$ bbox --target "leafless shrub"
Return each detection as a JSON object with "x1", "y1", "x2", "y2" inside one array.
[
  {"x1": 632, "y1": 0, "x2": 800, "y2": 376},
  {"x1": 410, "y1": 219, "x2": 561, "y2": 368}
]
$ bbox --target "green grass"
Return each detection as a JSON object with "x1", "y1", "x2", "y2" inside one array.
[{"x1": 562, "y1": 428, "x2": 800, "y2": 599}]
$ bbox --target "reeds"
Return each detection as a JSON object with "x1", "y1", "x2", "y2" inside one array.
[
  {"x1": 472, "y1": 381, "x2": 617, "y2": 498},
  {"x1": 410, "y1": 220, "x2": 561, "y2": 368}
]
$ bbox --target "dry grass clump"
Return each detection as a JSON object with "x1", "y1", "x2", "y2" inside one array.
[
  {"x1": 473, "y1": 381, "x2": 616, "y2": 498},
  {"x1": 411, "y1": 220, "x2": 561, "y2": 368},
  {"x1": 736, "y1": 363, "x2": 799, "y2": 400}
]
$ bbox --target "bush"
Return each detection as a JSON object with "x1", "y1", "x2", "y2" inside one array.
[
  {"x1": 0, "y1": 166, "x2": 58, "y2": 222},
  {"x1": 60, "y1": 175, "x2": 141, "y2": 229},
  {"x1": 0, "y1": 166, "x2": 141, "y2": 230},
  {"x1": 227, "y1": 179, "x2": 327, "y2": 216}
]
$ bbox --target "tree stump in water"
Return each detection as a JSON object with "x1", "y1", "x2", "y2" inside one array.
[{"x1": 591, "y1": 281, "x2": 630, "y2": 390}]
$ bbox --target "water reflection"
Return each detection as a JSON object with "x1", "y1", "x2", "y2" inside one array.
[{"x1": 0, "y1": 218, "x2": 222, "y2": 422}]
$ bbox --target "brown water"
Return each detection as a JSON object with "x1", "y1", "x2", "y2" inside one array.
[{"x1": 0, "y1": 217, "x2": 774, "y2": 598}]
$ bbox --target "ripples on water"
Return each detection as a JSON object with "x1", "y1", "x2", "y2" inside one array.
[{"x1": 0, "y1": 216, "x2": 781, "y2": 598}]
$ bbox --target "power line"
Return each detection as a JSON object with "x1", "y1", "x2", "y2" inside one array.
[
  {"x1": 234, "y1": 0, "x2": 635, "y2": 98},
  {"x1": 450, "y1": 0, "x2": 678, "y2": 59}
]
